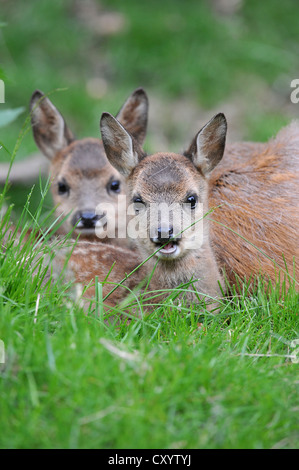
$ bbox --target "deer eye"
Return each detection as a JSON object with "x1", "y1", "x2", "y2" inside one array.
[
  {"x1": 58, "y1": 180, "x2": 70, "y2": 195},
  {"x1": 186, "y1": 194, "x2": 198, "y2": 209},
  {"x1": 133, "y1": 197, "x2": 143, "y2": 204},
  {"x1": 109, "y1": 180, "x2": 121, "y2": 193},
  {"x1": 133, "y1": 196, "x2": 145, "y2": 214}
]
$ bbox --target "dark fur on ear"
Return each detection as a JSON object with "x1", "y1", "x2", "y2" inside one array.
[
  {"x1": 30, "y1": 90, "x2": 74, "y2": 160},
  {"x1": 184, "y1": 113, "x2": 227, "y2": 175},
  {"x1": 116, "y1": 87, "x2": 149, "y2": 145},
  {"x1": 100, "y1": 112, "x2": 146, "y2": 177}
]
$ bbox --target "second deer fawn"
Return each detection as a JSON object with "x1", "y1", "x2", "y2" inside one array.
[{"x1": 30, "y1": 88, "x2": 148, "y2": 247}]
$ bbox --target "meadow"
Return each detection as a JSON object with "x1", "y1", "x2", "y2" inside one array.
[{"x1": 0, "y1": 0, "x2": 298, "y2": 449}]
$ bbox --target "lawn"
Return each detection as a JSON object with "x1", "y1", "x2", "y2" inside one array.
[{"x1": 0, "y1": 0, "x2": 298, "y2": 450}]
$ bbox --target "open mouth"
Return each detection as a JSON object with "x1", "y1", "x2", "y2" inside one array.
[
  {"x1": 159, "y1": 241, "x2": 177, "y2": 254},
  {"x1": 154, "y1": 240, "x2": 180, "y2": 258}
]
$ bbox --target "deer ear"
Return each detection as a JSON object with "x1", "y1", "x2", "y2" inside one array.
[
  {"x1": 30, "y1": 90, "x2": 74, "y2": 160},
  {"x1": 184, "y1": 113, "x2": 227, "y2": 175},
  {"x1": 115, "y1": 88, "x2": 149, "y2": 145},
  {"x1": 100, "y1": 112, "x2": 145, "y2": 177}
]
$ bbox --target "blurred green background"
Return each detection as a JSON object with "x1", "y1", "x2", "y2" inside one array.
[{"x1": 0, "y1": 0, "x2": 299, "y2": 211}]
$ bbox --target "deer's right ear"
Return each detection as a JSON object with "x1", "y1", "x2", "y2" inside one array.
[
  {"x1": 116, "y1": 87, "x2": 148, "y2": 146},
  {"x1": 100, "y1": 112, "x2": 145, "y2": 177},
  {"x1": 30, "y1": 90, "x2": 74, "y2": 160}
]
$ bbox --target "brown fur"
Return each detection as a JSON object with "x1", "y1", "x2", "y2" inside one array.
[
  {"x1": 59, "y1": 241, "x2": 147, "y2": 310},
  {"x1": 209, "y1": 123, "x2": 299, "y2": 288}
]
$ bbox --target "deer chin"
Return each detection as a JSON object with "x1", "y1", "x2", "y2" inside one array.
[
  {"x1": 74, "y1": 227, "x2": 97, "y2": 236},
  {"x1": 74, "y1": 219, "x2": 107, "y2": 236}
]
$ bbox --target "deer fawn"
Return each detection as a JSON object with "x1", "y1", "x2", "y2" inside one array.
[
  {"x1": 98, "y1": 111, "x2": 227, "y2": 309},
  {"x1": 30, "y1": 88, "x2": 148, "y2": 246},
  {"x1": 62, "y1": 112, "x2": 228, "y2": 311},
  {"x1": 65, "y1": 110, "x2": 299, "y2": 311}
]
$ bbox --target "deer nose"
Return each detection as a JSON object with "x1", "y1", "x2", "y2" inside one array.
[
  {"x1": 151, "y1": 226, "x2": 174, "y2": 244},
  {"x1": 72, "y1": 211, "x2": 103, "y2": 229}
]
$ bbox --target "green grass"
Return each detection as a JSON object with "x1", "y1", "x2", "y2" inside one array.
[
  {"x1": 0, "y1": 186, "x2": 298, "y2": 449},
  {"x1": 1, "y1": 0, "x2": 299, "y2": 159},
  {"x1": 0, "y1": 0, "x2": 299, "y2": 450},
  {"x1": 101, "y1": 0, "x2": 298, "y2": 104}
]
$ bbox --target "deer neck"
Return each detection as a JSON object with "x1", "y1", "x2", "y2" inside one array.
[{"x1": 144, "y1": 239, "x2": 224, "y2": 302}]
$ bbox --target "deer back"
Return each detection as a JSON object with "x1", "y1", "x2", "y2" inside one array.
[{"x1": 209, "y1": 122, "x2": 299, "y2": 289}]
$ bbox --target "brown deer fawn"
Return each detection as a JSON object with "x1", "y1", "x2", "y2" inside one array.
[
  {"x1": 30, "y1": 88, "x2": 148, "y2": 246},
  {"x1": 63, "y1": 110, "x2": 299, "y2": 311},
  {"x1": 61, "y1": 112, "x2": 228, "y2": 311}
]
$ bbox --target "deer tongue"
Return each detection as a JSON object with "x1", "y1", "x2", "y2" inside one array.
[{"x1": 160, "y1": 242, "x2": 176, "y2": 254}]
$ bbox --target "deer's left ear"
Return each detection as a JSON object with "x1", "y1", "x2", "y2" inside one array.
[
  {"x1": 184, "y1": 113, "x2": 227, "y2": 175},
  {"x1": 116, "y1": 88, "x2": 149, "y2": 146},
  {"x1": 100, "y1": 113, "x2": 146, "y2": 177}
]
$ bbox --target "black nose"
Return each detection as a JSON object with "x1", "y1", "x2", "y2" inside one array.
[
  {"x1": 72, "y1": 211, "x2": 103, "y2": 229},
  {"x1": 151, "y1": 226, "x2": 174, "y2": 244}
]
